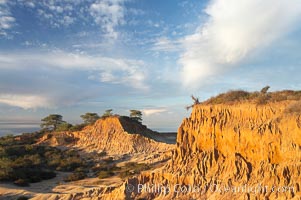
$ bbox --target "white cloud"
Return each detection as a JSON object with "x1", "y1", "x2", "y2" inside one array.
[
  {"x1": 14, "y1": 0, "x2": 127, "y2": 39},
  {"x1": 0, "y1": 50, "x2": 148, "y2": 90},
  {"x1": 143, "y1": 108, "x2": 167, "y2": 116},
  {"x1": 90, "y1": 0, "x2": 125, "y2": 40},
  {"x1": 152, "y1": 37, "x2": 181, "y2": 52},
  {"x1": 0, "y1": 94, "x2": 51, "y2": 109},
  {"x1": 0, "y1": 0, "x2": 15, "y2": 36},
  {"x1": 179, "y1": 0, "x2": 301, "y2": 87}
]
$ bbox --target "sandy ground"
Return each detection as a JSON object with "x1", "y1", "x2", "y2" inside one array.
[
  {"x1": 0, "y1": 150, "x2": 172, "y2": 200},
  {"x1": 0, "y1": 171, "x2": 70, "y2": 199}
]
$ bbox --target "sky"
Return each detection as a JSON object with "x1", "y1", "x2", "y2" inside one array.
[{"x1": 0, "y1": 0, "x2": 301, "y2": 131}]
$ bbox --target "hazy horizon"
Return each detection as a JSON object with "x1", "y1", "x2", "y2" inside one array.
[{"x1": 1, "y1": 0, "x2": 301, "y2": 130}]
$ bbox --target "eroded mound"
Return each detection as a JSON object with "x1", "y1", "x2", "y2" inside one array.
[{"x1": 38, "y1": 116, "x2": 175, "y2": 155}]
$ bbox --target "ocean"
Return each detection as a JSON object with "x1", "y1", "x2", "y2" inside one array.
[
  {"x1": 0, "y1": 123, "x2": 40, "y2": 137},
  {"x1": 0, "y1": 123, "x2": 176, "y2": 137}
]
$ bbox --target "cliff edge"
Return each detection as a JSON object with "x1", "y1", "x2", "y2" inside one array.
[{"x1": 124, "y1": 100, "x2": 301, "y2": 200}]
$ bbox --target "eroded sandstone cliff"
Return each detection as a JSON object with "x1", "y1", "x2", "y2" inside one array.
[
  {"x1": 38, "y1": 116, "x2": 174, "y2": 155},
  {"x1": 123, "y1": 101, "x2": 301, "y2": 200}
]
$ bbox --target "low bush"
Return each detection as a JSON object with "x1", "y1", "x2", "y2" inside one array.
[
  {"x1": 64, "y1": 172, "x2": 86, "y2": 182},
  {"x1": 0, "y1": 136, "x2": 86, "y2": 184},
  {"x1": 124, "y1": 162, "x2": 150, "y2": 173},
  {"x1": 205, "y1": 90, "x2": 251, "y2": 104},
  {"x1": 98, "y1": 171, "x2": 114, "y2": 179},
  {"x1": 284, "y1": 101, "x2": 301, "y2": 115},
  {"x1": 203, "y1": 89, "x2": 301, "y2": 105},
  {"x1": 69, "y1": 124, "x2": 86, "y2": 131},
  {"x1": 118, "y1": 162, "x2": 150, "y2": 179},
  {"x1": 119, "y1": 170, "x2": 131, "y2": 179}
]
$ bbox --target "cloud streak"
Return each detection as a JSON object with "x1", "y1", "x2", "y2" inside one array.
[
  {"x1": 143, "y1": 108, "x2": 167, "y2": 116},
  {"x1": 0, "y1": 50, "x2": 148, "y2": 109},
  {"x1": 179, "y1": 0, "x2": 301, "y2": 87},
  {"x1": 0, "y1": 51, "x2": 146, "y2": 88},
  {"x1": 0, "y1": 94, "x2": 50, "y2": 109}
]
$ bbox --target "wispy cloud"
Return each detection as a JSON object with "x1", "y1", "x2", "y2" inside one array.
[
  {"x1": 0, "y1": 50, "x2": 148, "y2": 109},
  {"x1": 0, "y1": 94, "x2": 51, "y2": 109},
  {"x1": 0, "y1": 0, "x2": 15, "y2": 37},
  {"x1": 179, "y1": 0, "x2": 301, "y2": 87},
  {"x1": 151, "y1": 37, "x2": 181, "y2": 52},
  {"x1": 142, "y1": 108, "x2": 167, "y2": 116},
  {"x1": 13, "y1": 0, "x2": 128, "y2": 40},
  {"x1": 90, "y1": 0, "x2": 126, "y2": 40},
  {"x1": 0, "y1": 50, "x2": 147, "y2": 88}
]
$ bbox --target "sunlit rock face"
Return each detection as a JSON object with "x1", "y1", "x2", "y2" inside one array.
[
  {"x1": 125, "y1": 101, "x2": 301, "y2": 200},
  {"x1": 38, "y1": 116, "x2": 174, "y2": 155}
]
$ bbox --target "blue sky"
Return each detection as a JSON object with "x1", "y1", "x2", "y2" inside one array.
[{"x1": 0, "y1": 0, "x2": 301, "y2": 131}]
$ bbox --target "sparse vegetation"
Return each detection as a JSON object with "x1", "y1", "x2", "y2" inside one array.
[
  {"x1": 80, "y1": 112, "x2": 100, "y2": 125},
  {"x1": 0, "y1": 134, "x2": 87, "y2": 186},
  {"x1": 203, "y1": 88, "x2": 301, "y2": 105},
  {"x1": 124, "y1": 162, "x2": 150, "y2": 173},
  {"x1": 102, "y1": 109, "x2": 113, "y2": 118},
  {"x1": 98, "y1": 171, "x2": 114, "y2": 179},
  {"x1": 64, "y1": 172, "x2": 86, "y2": 182},
  {"x1": 129, "y1": 110, "x2": 143, "y2": 123},
  {"x1": 119, "y1": 162, "x2": 150, "y2": 179},
  {"x1": 55, "y1": 122, "x2": 73, "y2": 131},
  {"x1": 41, "y1": 114, "x2": 65, "y2": 131},
  {"x1": 186, "y1": 95, "x2": 200, "y2": 110},
  {"x1": 69, "y1": 123, "x2": 86, "y2": 131},
  {"x1": 284, "y1": 101, "x2": 301, "y2": 115},
  {"x1": 260, "y1": 86, "x2": 270, "y2": 94}
]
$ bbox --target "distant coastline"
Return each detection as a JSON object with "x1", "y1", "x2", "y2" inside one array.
[
  {"x1": 0, "y1": 123, "x2": 40, "y2": 137},
  {"x1": 0, "y1": 123, "x2": 176, "y2": 137}
]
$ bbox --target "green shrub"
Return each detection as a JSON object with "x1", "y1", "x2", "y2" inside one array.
[
  {"x1": 58, "y1": 157, "x2": 83, "y2": 171},
  {"x1": 124, "y1": 162, "x2": 150, "y2": 173},
  {"x1": 64, "y1": 172, "x2": 86, "y2": 182},
  {"x1": 69, "y1": 124, "x2": 86, "y2": 131},
  {"x1": 56, "y1": 123, "x2": 73, "y2": 131},
  {"x1": 119, "y1": 170, "x2": 131, "y2": 179},
  {"x1": 98, "y1": 171, "x2": 114, "y2": 179}
]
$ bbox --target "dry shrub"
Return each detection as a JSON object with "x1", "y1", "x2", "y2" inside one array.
[
  {"x1": 205, "y1": 90, "x2": 250, "y2": 104},
  {"x1": 284, "y1": 101, "x2": 301, "y2": 115},
  {"x1": 255, "y1": 95, "x2": 270, "y2": 105},
  {"x1": 204, "y1": 89, "x2": 301, "y2": 105}
]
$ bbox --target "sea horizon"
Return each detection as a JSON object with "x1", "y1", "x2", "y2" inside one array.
[
  {"x1": 0, "y1": 123, "x2": 41, "y2": 137},
  {"x1": 0, "y1": 122, "x2": 177, "y2": 137}
]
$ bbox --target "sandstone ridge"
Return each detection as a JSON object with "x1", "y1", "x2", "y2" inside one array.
[
  {"x1": 123, "y1": 101, "x2": 301, "y2": 200},
  {"x1": 38, "y1": 116, "x2": 174, "y2": 155}
]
